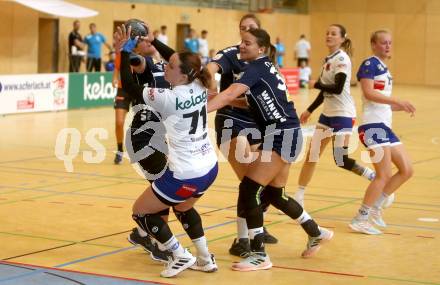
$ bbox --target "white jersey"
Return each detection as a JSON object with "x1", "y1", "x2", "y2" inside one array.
[
  {"x1": 198, "y1": 38, "x2": 209, "y2": 57},
  {"x1": 299, "y1": 66, "x2": 312, "y2": 81},
  {"x1": 319, "y1": 49, "x2": 356, "y2": 117},
  {"x1": 295, "y1": 39, "x2": 311, "y2": 58},
  {"x1": 141, "y1": 81, "x2": 217, "y2": 179},
  {"x1": 357, "y1": 56, "x2": 393, "y2": 127}
]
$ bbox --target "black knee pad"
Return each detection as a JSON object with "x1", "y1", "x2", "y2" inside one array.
[
  {"x1": 333, "y1": 146, "x2": 356, "y2": 170},
  {"x1": 173, "y1": 207, "x2": 204, "y2": 240},
  {"x1": 132, "y1": 213, "x2": 172, "y2": 243},
  {"x1": 239, "y1": 176, "x2": 264, "y2": 229},
  {"x1": 260, "y1": 188, "x2": 271, "y2": 213},
  {"x1": 265, "y1": 185, "x2": 303, "y2": 219},
  {"x1": 239, "y1": 176, "x2": 264, "y2": 211}
]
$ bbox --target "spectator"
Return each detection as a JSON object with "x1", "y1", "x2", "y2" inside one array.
[
  {"x1": 298, "y1": 60, "x2": 312, "y2": 88},
  {"x1": 198, "y1": 30, "x2": 209, "y2": 65},
  {"x1": 84, "y1": 23, "x2": 112, "y2": 72},
  {"x1": 184, "y1": 28, "x2": 199, "y2": 53},
  {"x1": 275, "y1": 37, "x2": 285, "y2": 68},
  {"x1": 68, "y1": 20, "x2": 85, "y2": 72},
  {"x1": 157, "y1": 25, "x2": 168, "y2": 44},
  {"x1": 104, "y1": 51, "x2": 116, "y2": 72},
  {"x1": 295, "y1": 34, "x2": 311, "y2": 67}
]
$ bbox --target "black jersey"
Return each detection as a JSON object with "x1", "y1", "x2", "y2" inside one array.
[
  {"x1": 212, "y1": 45, "x2": 255, "y2": 122},
  {"x1": 235, "y1": 56, "x2": 299, "y2": 129},
  {"x1": 131, "y1": 57, "x2": 170, "y2": 132}
]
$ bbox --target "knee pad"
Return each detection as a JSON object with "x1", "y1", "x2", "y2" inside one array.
[
  {"x1": 173, "y1": 207, "x2": 204, "y2": 240},
  {"x1": 265, "y1": 185, "x2": 303, "y2": 219},
  {"x1": 132, "y1": 213, "x2": 172, "y2": 243},
  {"x1": 260, "y1": 188, "x2": 271, "y2": 213},
  {"x1": 333, "y1": 146, "x2": 356, "y2": 170},
  {"x1": 239, "y1": 177, "x2": 264, "y2": 212}
]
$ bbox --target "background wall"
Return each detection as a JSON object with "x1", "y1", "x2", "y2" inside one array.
[
  {"x1": 1, "y1": 0, "x2": 439, "y2": 87},
  {"x1": 309, "y1": 0, "x2": 440, "y2": 86}
]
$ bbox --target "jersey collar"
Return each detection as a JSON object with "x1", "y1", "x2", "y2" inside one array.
[
  {"x1": 372, "y1": 55, "x2": 387, "y2": 68},
  {"x1": 325, "y1": 49, "x2": 341, "y2": 62}
]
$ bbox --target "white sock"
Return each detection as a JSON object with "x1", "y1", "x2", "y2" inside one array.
[
  {"x1": 297, "y1": 185, "x2": 306, "y2": 196},
  {"x1": 296, "y1": 210, "x2": 311, "y2": 224},
  {"x1": 362, "y1": 167, "x2": 376, "y2": 181},
  {"x1": 237, "y1": 217, "x2": 249, "y2": 239},
  {"x1": 374, "y1": 192, "x2": 389, "y2": 209},
  {"x1": 356, "y1": 204, "x2": 371, "y2": 221},
  {"x1": 137, "y1": 226, "x2": 148, "y2": 237},
  {"x1": 248, "y1": 227, "x2": 264, "y2": 239},
  {"x1": 192, "y1": 236, "x2": 210, "y2": 259},
  {"x1": 163, "y1": 236, "x2": 185, "y2": 257}
]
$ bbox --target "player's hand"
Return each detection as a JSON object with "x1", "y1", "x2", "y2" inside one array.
[
  {"x1": 398, "y1": 100, "x2": 416, "y2": 117},
  {"x1": 300, "y1": 110, "x2": 311, "y2": 124}
]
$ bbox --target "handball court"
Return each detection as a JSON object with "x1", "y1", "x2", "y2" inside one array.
[{"x1": 0, "y1": 85, "x2": 439, "y2": 285}]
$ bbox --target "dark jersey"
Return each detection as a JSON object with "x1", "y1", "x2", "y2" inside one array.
[
  {"x1": 212, "y1": 45, "x2": 255, "y2": 122},
  {"x1": 236, "y1": 56, "x2": 299, "y2": 129},
  {"x1": 131, "y1": 57, "x2": 170, "y2": 133},
  {"x1": 68, "y1": 31, "x2": 83, "y2": 55}
]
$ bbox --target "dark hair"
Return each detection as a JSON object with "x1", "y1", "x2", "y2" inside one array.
[
  {"x1": 161, "y1": 25, "x2": 167, "y2": 30},
  {"x1": 178, "y1": 52, "x2": 211, "y2": 88},
  {"x1": 201, "y1": 30, "x2": 208, "y2": 35},
  {"x1": 331, "y1": 24, "x2": 353, "y2": 57},
  {"x1": 370, "y1": 29, "x2": 390, "y2": 44},
  {"x1": 239, "y1": 14, "x2": 261, "y2": 29},
  {"x1": 73, "y1": 20, "x2": 80, "y2": 26},
  {"x1": 300, "y1": 34, "x2": 305, "y2": 38},
  {"x1": 89, "y1": 23, "x2": 96, "y2": 28},
  {"x1": 247, "y1": 28, "x2": 276, "y2": 63}
]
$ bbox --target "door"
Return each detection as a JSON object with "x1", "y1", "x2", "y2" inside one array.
[
  {"x1": 38, "y1": 18, "x2": 59, "y2": 73},
  {"x1": 176, "y1": 23, "x2": 190, "y2": 52}
]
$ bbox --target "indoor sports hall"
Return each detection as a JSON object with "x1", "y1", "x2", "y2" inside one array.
[{"x1": 1, "y1": 0, "x2": 439, "y2": 284}]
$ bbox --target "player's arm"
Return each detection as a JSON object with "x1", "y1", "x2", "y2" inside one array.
[
  {"x1": 314, "y1": 73, "x2": 347, "y2": 94},
  {"x1": 360, "y1": 79, "x2": 416, "y2": 115},
  {"x1": 207, "y1": 83, "x2": 248, "y2": 113},
  {"x1": 120, "y1": 51, "x2": 143, "y2": 99}
]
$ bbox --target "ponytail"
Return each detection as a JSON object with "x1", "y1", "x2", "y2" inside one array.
[
  {"x1": 341, "y1": 38, "x2": 353, "y2": 57},
  {"x1": 197, "y1": 67, "x2": 212, "y2": 89},
  {"x1": 268, "y1": 43, "x2": 276, "y2": 64}
]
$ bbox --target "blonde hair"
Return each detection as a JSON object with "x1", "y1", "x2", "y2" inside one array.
[{"x1": 370, "y1": 30, "x2": 391, "y2": 44}]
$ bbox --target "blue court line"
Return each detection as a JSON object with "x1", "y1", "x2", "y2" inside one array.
[{"x1": 0, "y1": 220, "x2": 235, "y2": 283}]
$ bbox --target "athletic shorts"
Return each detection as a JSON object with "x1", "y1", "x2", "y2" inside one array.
[
  {"x1": 317, "y1": 114, "x2": 355, "y2": 135},
  {"x1": 258, "y1": 124, "x2": 303, "y2": 163},
  {"x1": 114, "y1": 88, "x2": 131, "y2": 111},
  {"x1": 152, "y1": 163, "x2": 218, "y2": 206},
  {"x1": 358, "y1": 123, "x2": 401, "y2": 149},
  {"x1": 215, "y1": 107, "x2": 262, "y2": 147}
]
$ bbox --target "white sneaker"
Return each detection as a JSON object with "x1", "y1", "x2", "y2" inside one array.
[
  {"x1": 349, "y1": 218, "x2": 382, "y2": 235},
  {"x1": 301, "y1": 227, "x2": 334, "y2": 258},
  {"x1": 231, "y1": 252, "x2": 272, "y2": 272},
  {"x1": 382, "y1": 193, "x2": 395, "y2": 209},
  {"x1": 370, "y1": 208, "x2": 387, "y2": 227},
  {"x1": 293, "y1": 192, "x2": 304, "y2": 208},
  {"x1": 160, "y1": 249, "x2": 196, "y2": 278},
  {"x1": 190, "y1": 254, "x2": 218, "y2": 273}
]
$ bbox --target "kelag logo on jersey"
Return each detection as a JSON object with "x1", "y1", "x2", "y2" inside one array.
[{"x1": 175, "y1": 91, "x2": 207, "y2": 110}]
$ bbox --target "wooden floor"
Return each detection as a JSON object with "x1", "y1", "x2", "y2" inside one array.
[{"x1": 1, "y1": 85, "x2": 439, "y2": 285}]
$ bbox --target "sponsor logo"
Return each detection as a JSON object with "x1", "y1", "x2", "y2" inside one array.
[
  {"x1": 374, "y1": 80, "x2": 386, "y2": 90},
  {"x1": 259, "y1": 90, "x2": 286, "y2": 122},
  {"x1": 83, "y1": 75, "x2": 116, "y2": 101},
  {"x1": 176, "y1": 184, "x2": 197, "y2": 198},
  {"x1": 175, "y1": 91, "x2": 207, "y2": 110},
  {"x1": 365, "y1": 60, "x2": 371, "y2": 66},
  {"x1": 17, "y1": 94, "x2": 35, "y2": 110}
]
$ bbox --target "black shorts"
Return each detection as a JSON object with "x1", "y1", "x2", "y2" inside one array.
[
  {"x1": 114, "y1": 88, "x2": 131, "y2": 110},
  {"x1": 258, "y1": 124, "x2": 303, "y2": 163},
  {"x1": 127, "y1": 128, "x2": 168, "y2": 182},
  {"x1": 215, "y1": 107, "x2": 262, "y2": 147}
]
